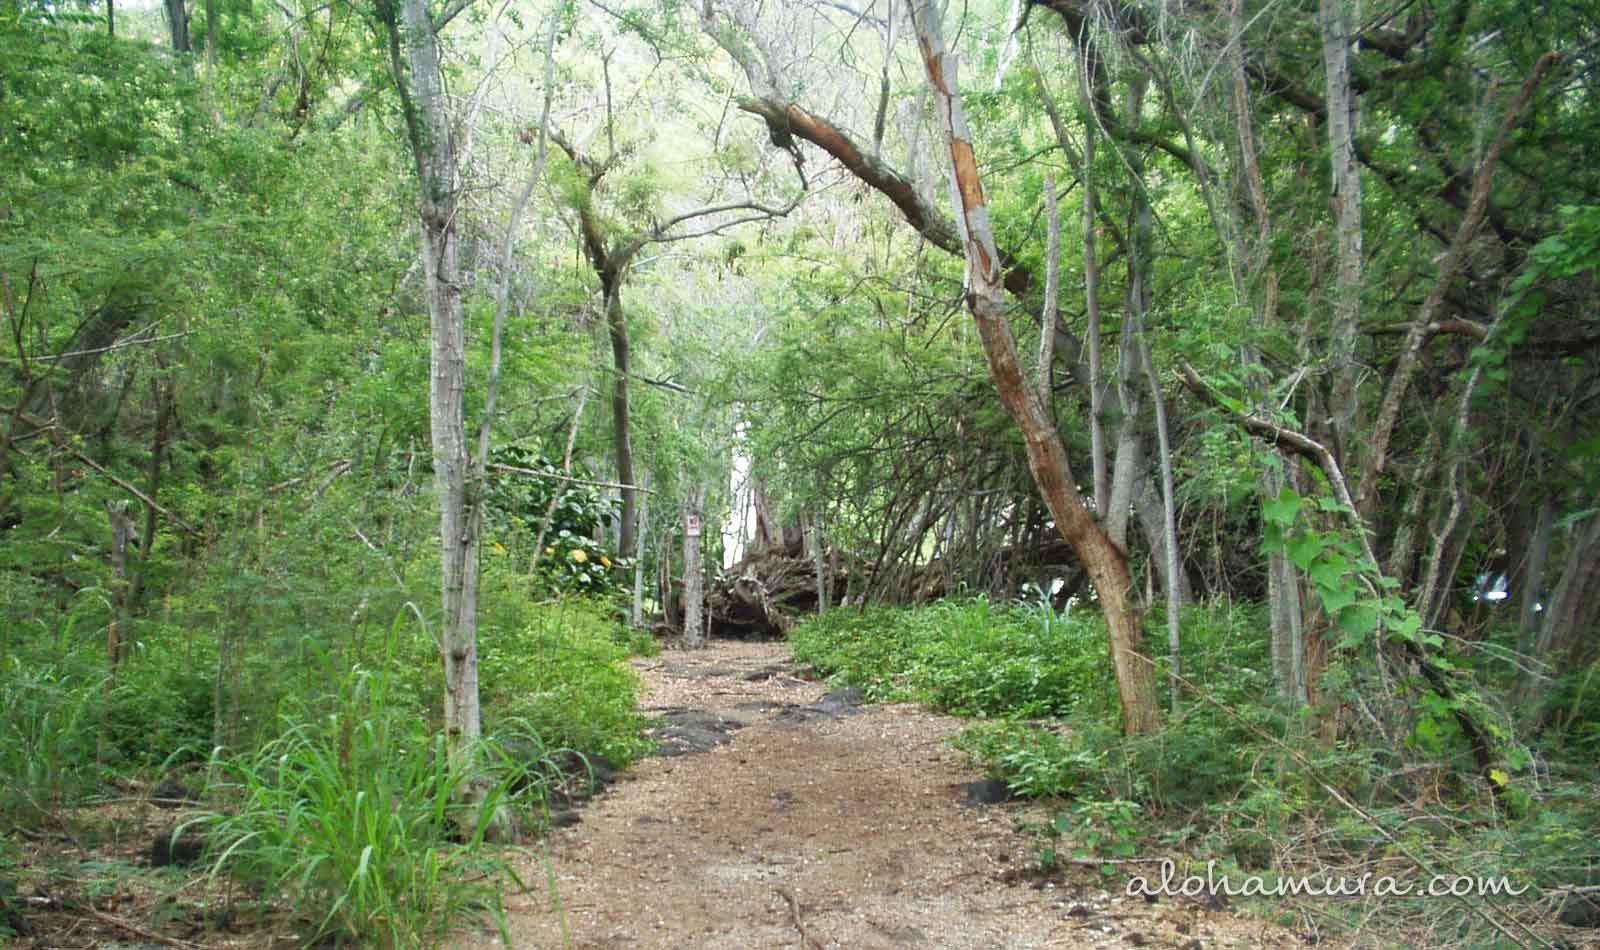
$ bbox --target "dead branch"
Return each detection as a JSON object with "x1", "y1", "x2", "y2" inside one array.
[
  {"x1": 84, "y1": 908, "x2": 206, "y2": 949},
  {"x1": 1177, "y1": 363, "x2": 1370, "y2": 561},
  {"x1": 774, "y1": 885, "x2": 823, "y2": 950}
]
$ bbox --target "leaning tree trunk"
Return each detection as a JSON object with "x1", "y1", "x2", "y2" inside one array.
[
  {"x1": 389, "y1": 0, "x2": 481, "y2": 763},
  {"x1": 911, "y1": 0, "x2": 1158, "y2": 735}
]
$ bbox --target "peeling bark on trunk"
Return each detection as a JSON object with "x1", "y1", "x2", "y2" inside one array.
[{"x1": 911, "y1": 0, "x2": 1157, "y2": 735}]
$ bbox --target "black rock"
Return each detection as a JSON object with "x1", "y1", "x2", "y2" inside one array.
[
  {"x1": 817, "y1": 686, "x2": 866, "y2": 714},
  {"x1": 151, "y1": 776, "x2": 198, "y2": 808},
  {"x1": 960, "y1": 778, "x2": 1017, "y2": 806},
  {"x1": 647, "y1": 710, "x2": 749, "y2": 756},
  {"x1": 1559, "y1": 891, "x2": 1600, "y2": 928},
  {"x1": 150, "y1": 824, "x2": 206, "y2": 868}
]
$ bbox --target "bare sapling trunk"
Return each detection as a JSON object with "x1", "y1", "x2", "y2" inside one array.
[
  {"x1": 683, "y1": 487, "x2": 707, "y2": 648},
  {"x1": 910, "y1": 0, "x2": 1158, "y2": 734},
  {"x1": 1319, "y1": 0, "x2": 1362, "y2": 459},
  {"x1": 1136, "y1": 326, "x2": 1182, "y2": 712},
  {"x1": 811, "y1": 511, "x2": 829, "y2": 615},
  {"x1": 1232, "y1": 0, "x2": 1304, "y2": 704},
  {"x1": 633, "y1": 475, "x2": 648, "y2": 627},
  {"x1": 387, "y1": 0, "x2": 482, "y2": 767}
]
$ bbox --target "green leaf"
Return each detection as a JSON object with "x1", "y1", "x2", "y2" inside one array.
[
  {"x1": 1262, "y1": 489, "x2": 1302, "y2": 526},
  {"x1": 1308, "y1": 557, "x2": 1348, "y2": 589},
  {"x1": 1335, "y1": 604, "x2": 1379, "y2": 648},
  {"x1": 1317, "y1": 584, "x2": 1357, "y2": 615},
  {"x1": 1286, "y1": 534, "x2": 1325, "y2": 571}
]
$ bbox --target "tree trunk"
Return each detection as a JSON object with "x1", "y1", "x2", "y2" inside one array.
[
  {"x1": 1516, "y1": 499, "x2": 1554, "y2": 658},
  {"x1": 1535, "y1": 514, "x2": 1600, "y2": 665},
  {"x1": 911, "y1": 0, "x2": 1158, "y2": 734},
  {"x1": 1138, "y1": 325, "x2": 1182, "y2": 711},
  {"x1": 606, "y1": 283, "x2": 638, "y2": 561},
  {"x1": 205, "y1": 0, "x2": 215, "y2": 68},
  {"x1": 683, "y1": 488, "x2": 706, "y2": 648},
  {"x1": 1230, "y1": 0, "x2": 1303, "y2": 704},
  {"x1": 811, "y1": 512, "x2": 829, "y2": 615},
  {"x1": 633, "y1": 476, "x2": 648, "y2": 627},
  {"x1": 389, "y1": 0, "x2": 481, "y2": 763},
  {"x1": 1319, "y1": 0, "x2": 1362, "y2": 459},
  {"x1": 1082, "y1": 120, "x2": 1108, "y2": 520},
  {"x1": 1105, "y1": 70, "x2": 1154, "y2": 552},
  {"x1": 105, "y1": 500, "x2": 137, "y2": 673},
  {"x1": 164, "y1": 0, "x2": 190, "y2": 52}
]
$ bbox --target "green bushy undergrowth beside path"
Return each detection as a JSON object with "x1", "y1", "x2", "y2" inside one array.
[
  {"x1": 0, "y1": 592, "x2": 654, "y2": 947},
  {"x1": 789, "y1": 594, "x2": 1120, "y2": 719},
  {"x1": 789, "y1": 596, "x2": 1600, "y2": 946}
]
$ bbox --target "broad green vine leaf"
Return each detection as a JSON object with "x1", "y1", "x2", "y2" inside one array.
[
  {"x1": 1286, "y1": 534, "x2": 1325, "y2": 571},
  {"x1": 1317, "y1": 584, "x2": 1357, "y2": 615},
  {"x1": 1263, "y1": 489, "x2": 1302, "y2": 526},
  {"x1": 1336, "y1": 604, "x2": 1379, "y2": 647}
]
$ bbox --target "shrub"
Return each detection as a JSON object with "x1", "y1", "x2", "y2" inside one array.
[
  {"x1": 789, "y1": 605, "x2": 925, "y2": 701},
  {"x1": 476, "y1": 597, "x2": 651, "y2": 766},
  {"x1": 790, "y1": 596, "x2": 1117, "y2": 718},
  {"x1": 953, "y1": 721, "x2": 1103, "y2": 798}
]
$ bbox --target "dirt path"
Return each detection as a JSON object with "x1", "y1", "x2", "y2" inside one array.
[{"x1": 465, "y1": 640, "x2": 1308, "y2": 949}]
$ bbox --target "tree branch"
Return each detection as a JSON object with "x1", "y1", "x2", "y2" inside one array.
[
  {"x1": 490, "y1": 462, "x2": 655, "y2": 494},
  {"x1": 1357, "y1": 53, "x2": 1558, "y2": 517}
]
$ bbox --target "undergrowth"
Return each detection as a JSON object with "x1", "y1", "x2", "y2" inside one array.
[
  {"x1": 1, "y1": 591, "x2": 653, "y2": 946},
  {"x1": 201, "y1": 667, "x2": 533, "y2": 948},
  {"x1": 790, "y1": 594, "x2": 1117, "y2": 718},
  {"x1": 790, "y1": 596, "x2": 1600, "y2": 947}
]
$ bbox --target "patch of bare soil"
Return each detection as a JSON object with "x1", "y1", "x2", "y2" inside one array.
[
  {"x1": 463, "y1": 639, "x2": 1316, "y2": 949},
  {"x1": 5, "y1": 788, "x2": 284, "y2": 949}
]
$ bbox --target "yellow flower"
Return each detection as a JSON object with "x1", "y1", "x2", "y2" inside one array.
[
  {"x1": 600, "y1": 556, "x2": 612, "y2": 568},
  {"x1": 570, "y1": 548, "x2": 588, "y2": 563},
  {"x1": 545, "y1": 546, "x2": 555, "y2": 555}
]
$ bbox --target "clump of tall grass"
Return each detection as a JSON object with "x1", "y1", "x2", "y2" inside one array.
[
  {"x1": 0, "y1": 657, "x2": 104, "y2": 824},
  {"x1": 200, "y1": 662, "x2": 560, "y2": 948}
]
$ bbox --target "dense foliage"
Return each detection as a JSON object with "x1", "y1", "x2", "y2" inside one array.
[{"x1": 3, "y1": 0, "x2": 1597, "y2": 944}]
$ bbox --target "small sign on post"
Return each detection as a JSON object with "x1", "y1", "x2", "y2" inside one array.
[{"x1": 685, "y1": 513, "x2": 701, "y2": 537}]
